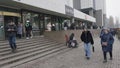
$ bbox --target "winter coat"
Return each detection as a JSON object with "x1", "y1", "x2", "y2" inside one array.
[
  {"x1": 101, "y1": 33, "x2": 114, "y2": 52},
  {"x1": 17, "y1": 25, "x2": 23, "y2": 34},
  {"x1": 25, "y1": 22, "x2": 32, "y2": 31},
  {"x1": 80, "y1": 31, "x2": 94, "y2": 45},
  {"x1": 69, "y1": 33, "x2": 74, "y2": 41},
  {"x1": 6, "y1": 24, "x2": 17, "y2": 36},
  {"x1": 64, "y1": 22, "x2": 68, "y2": 27}
]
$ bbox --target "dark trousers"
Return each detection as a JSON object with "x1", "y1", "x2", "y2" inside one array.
[
  {"x1": 103, "y1": 51, "x2": 112, "y2": 60},
  {"x1": 17, "y1": 34, "x2": 22, "y2": 39},
  {"x1": 26, "y1": 31, "x2": 31, "y2": 37},
  {"x1": 8, "y1": 35, "x2": 17, "y2": 50}
]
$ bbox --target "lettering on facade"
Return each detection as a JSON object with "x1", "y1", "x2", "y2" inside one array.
[
  {"x1": 65, "y1": 5, "x2": 74, "y2": 16},
  {"x1": 85, "y1": 15, "x2": 87, "y2": 20}
]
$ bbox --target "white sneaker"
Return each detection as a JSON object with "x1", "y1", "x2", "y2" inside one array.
[{"x1": 26, "y1": 37, "x2": 29, "y2": 39}]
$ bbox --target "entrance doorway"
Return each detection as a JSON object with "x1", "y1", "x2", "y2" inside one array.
[{"x1": 4, "y1": 16, "x2": 19, "y2": 39}]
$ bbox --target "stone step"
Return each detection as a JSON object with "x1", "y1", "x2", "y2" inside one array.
[
  {"x1": 0, "y1": 40, "x2": 56, "y2": 51},
  {"x1": 0, "y1": 36, "x2": 42, "y2": 43},
  {"x1": 0, "y1": 44, "x2": 65, "y2": 67},
  {"x1": 2, "y1": 46, "x2": 69, "y2": 68},
  {"x1": 0, "y1": 37, "x2": 49, "y2": 46},
  {"x1": 0, "y1": 42, "x2": 61, "y2": 56},
  {"x1": 0, "y1": 43, "x2": 62, "y2": 61}
]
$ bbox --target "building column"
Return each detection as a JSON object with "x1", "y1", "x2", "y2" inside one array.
[
  {"x1": 89, "y1": 10, "x2": 94, "y2": 17},
  {"x1": 71, "y1": 17, "x2": 75, "y2": 23}
]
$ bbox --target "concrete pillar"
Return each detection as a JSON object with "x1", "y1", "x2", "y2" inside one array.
[
  {"x1": 71, "y1": 17, "x2": 75, "y2": 23},
  {"x1": 89, "y1": 10, "x2": 94, "y2": 17}
]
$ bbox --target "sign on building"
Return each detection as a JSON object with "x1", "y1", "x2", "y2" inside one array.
[{"x1": 65, "y1": 5, "x2": 74, "y2": 17}]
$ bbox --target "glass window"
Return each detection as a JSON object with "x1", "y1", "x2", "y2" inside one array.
[
  {"x1": 44, "y1": 15, "x2": 51, "y2": 31},
  {"x1": 31, "y1": 13, "x2": 39, "y2": 31},
  {"x1": 22, "y1": 12, "x2": 39, "y2": 31}
]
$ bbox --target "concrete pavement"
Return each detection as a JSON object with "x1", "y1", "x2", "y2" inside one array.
[{"x1": 13, "y1": 37, "x2": 120, "y2": 68}]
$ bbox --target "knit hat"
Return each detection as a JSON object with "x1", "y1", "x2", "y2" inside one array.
[{"x1": 103, "y1": 26, "x2": 108, "y2": 29}]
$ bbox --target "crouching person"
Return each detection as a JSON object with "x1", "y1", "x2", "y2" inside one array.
[{"x1": 68, "y1": 33, "x2": 78, "y2": 48}]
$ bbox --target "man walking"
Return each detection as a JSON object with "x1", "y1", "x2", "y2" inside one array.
[
  {"x1": 6, "y1": 21, "x2": 17, "y2": 52},
  {"x1": 80, "y1": 28, "x2": 94, "y2": 60}
]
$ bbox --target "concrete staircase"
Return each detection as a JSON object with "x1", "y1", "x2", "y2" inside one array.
[{"x1": 0, "y1": 36, "x2": 70, "y2": 68}]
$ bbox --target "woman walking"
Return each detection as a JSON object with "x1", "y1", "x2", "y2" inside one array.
[{"x1": 100, "y1": 27, "x2": 114, "y2": 63}]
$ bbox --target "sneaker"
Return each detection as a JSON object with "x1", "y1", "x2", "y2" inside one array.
[
  {"x1": 103, "y1": 60, "x2": 107, "y2": 63},
  {"x1": 26, "y1": 37, "x2": 29, "y2": 39},
  {"x1": 109, "y1": 57, "x2": 113, "y2": 60},
  {"x1": 11, "y1": 49, "x2": 15, "y2": 53},
  {"x1": 86, "y1": 57, "x2": 90, "y2": 60}
]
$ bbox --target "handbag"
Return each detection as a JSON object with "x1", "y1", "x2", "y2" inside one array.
[
  {"x1": 102, "y1": 35, "x2": 110, "y2": 46},
  {"x1": 102, "y1": 42, "x2": 108, "y2": 46}
]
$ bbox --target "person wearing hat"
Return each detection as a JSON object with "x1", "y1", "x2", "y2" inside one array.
[{"x1": 100, "y1": 27, "x2": 114, "y2": 63}]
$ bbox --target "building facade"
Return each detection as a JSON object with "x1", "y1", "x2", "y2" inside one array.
[
  {"x1": 73, "y1": 0, "x2": 106, "y2": 28},
  {"x1": 94, "y1": 0, "x2": 106, "y2": 27},
  {"x1": 0, "y1": 0, "x2": 96, "y2": 40}
]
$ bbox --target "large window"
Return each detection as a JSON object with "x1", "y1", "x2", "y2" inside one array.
[
  {"x1": 22, "y1": 12, "x2": 39, "y2": 31},
  {"x1": 44, "y1": 15, "x2": 51, "y2": 30},
  {"x1": 22, "y1": 11, "x2": 40, "y2": 36}
]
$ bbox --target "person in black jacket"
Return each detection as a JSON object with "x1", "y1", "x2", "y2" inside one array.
[
  {"x1": 6, "y1": 21, "x2": 17, "y2": 52},
  {"x1": 80, "y1": 28, "x2": 94, "y2": 60},
  {"x1": 25, "y1": 19, "x2": 32, "y2": 39}
]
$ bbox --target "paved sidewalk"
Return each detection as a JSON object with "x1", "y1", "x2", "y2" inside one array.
[{"x1": 14, "y1": 37, "x2": 120, "y2": 68}]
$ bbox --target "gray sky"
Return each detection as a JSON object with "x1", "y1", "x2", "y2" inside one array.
[{"x1": 106, "y1": 0, "x2": 120, "y2": 19}]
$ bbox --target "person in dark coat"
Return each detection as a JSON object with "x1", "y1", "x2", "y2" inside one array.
[
  {"x1": 6, "y1": 21, "x2": 17, "y2": 52},
  {"x1": 25, "y1": 19, "x2": 32, "y2": 39},
  {"x1": 110, "y1": 28, "x2": 116, "y2": 36},
  {"x1": 51, "y1": 24, "x2": 56, "y2": 31},
  {"x1": 68, "y1": 33, "x2": 78, "y2": 48},
  {"x1": 80, "y1": 28, "x2": 94, "y2": 60},
  {"x1": 100, "y1": 27, "x2": 114, "y2": 63},
  {"x1": 64, "y1": 22, "x2": 68, "y2": 30},
  {"x1": 70, "y1": 23, "x2": 75, "y2": 30}
]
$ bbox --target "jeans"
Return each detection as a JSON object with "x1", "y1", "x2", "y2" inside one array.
[
  {"x1": 84, "y1": 43, "x2": 91, "y2": 58},
  {"x1": 8, "y1": 35, "x2": 16, "y2": 50}
]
